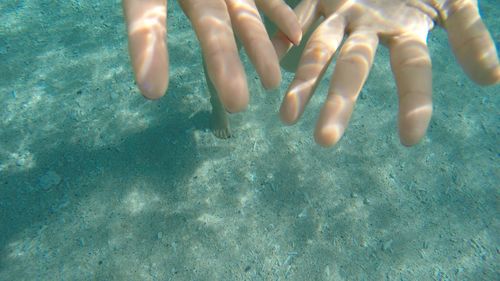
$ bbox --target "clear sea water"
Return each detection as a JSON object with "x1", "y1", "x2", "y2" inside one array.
[{"x1": 0, "y1": 1, "x2": 499, "y2": 280}]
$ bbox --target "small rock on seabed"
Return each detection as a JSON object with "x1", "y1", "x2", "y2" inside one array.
[{"x1": 38, "y1": 170, "x2": 61, "y2": 191}]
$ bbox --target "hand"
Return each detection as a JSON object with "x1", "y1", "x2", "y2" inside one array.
[
  {"x1": 122, "y1": 0, "x2": 302, "y2": 113},
  {"x1": 278, "y1": 0, "x2": 500, "y2": 146}
]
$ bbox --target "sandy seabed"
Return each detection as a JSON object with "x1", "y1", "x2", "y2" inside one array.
[{"x1": 1, "y1": 1, "x2": 499, "y2": 280}]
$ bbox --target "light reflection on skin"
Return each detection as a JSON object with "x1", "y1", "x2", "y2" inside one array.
[
  {"x1": 279, "y1": 0, "x2": 499, "y2": 147},
  {"x1": 122, "y1": 0, "x2": 498, "y2": 146},
  {"x1": 123, "y1": 0, "x2": 302, "y2": 113},
  {"x1": 316, "y1": 31, "x2": 378, "y2": 146},
  {"x1": 123, "y1": 0, "x2": 168, "y2": 100}
]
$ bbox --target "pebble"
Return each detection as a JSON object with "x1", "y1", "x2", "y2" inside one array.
[
  {"x1": 382, "y1": 239, "x2": 393, "y2": 251},
  {"x1": 363, "y1": 198, "x2": 371, "y2": 205},
  {"x1": 38, "y1": 170, "x2": 61, "y2": 191}
]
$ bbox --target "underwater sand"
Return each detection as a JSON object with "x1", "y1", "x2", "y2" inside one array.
[{"x1": 1, "y1": 1, "x2": 499, "y2": 280}]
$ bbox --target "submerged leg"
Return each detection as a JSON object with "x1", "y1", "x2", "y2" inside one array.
[{"x1": 203, "y1": 55, "x2": 231, "y2": 139}]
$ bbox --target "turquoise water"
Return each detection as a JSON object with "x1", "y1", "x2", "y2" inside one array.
[{"x1": 0, "y1": 1, "x2": 499, "y2": 280}]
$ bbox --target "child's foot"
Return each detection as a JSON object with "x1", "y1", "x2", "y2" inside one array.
[
  {"x1": 210, "y1": 105, "x2": 231, "y2": 139},
  {"x1": 204, "y1": 55, "x2": 232, "y2": 139}
]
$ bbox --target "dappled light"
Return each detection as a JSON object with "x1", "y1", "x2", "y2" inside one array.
[{"x1": 1, "y1": 0, "x2": 499, "y2": 280}]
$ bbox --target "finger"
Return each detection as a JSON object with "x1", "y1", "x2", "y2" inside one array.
[
  {"x1": 123, "y1": 0, "x2": 168, "y2": 99},
  {"x1": 314, "y1": 32, "x2": 378, "y2": 147},
  {"x1": 227, "y1": 0, "x2": 281, "y2": 89},
  {"x1": 180, "y1": 0, "x2": 248, "y2": 112},
  {"x1": 255, "y1": 0, "x2": 302, "y2": 45},
  {"x1": 279, "y1": 18, "x2": 323, "y2": 73},
  {"x1": 280, "y1": 15, "x2": 346, "y2": 125},
  {"x1": 444, "y1": 1, "x2": 500, "y2": 85},
  {"x1": 389, "y1": 34, "x2": 433, "y2": 146},
  {"x1": 272, "y1": 0, "x2": 320, "y2": 59}
]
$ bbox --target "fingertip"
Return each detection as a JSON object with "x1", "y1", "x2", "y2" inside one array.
[
  {"x1": 261, "y1": 64, "x2": 282, "y2": 90},
  {"x1": 399, "y1": 128, "x2": 425, "y2": 146},
  {"x1": 314, "y1": 125, "x2": 342, "y2": 147},
  {"x1": 398, "y1": 106, "x2": 432, "y2": 147},
  {"x1": 288, "y1": 20, "x2": 303, "y2": 46},
  {"x1": 472, "y1": 65, "x2": 500, "y2": 86},
  {"x1": 487, "y1": 66, "x2": 500, "y2": 85},
  {"x1": 279, "y1": 114, "x2": 294, "y2": 126},
  {"x1": 279, "y1": 107, "x2": 295, "y2": 125},
  {"x1": 294, "y1": 30, "x2": 303, "y2": 46},
  {"x1": 224, "y1": 95, "x2": 249, "y2": 113},
  {"x1": 220, "y1": 81, "x2": 249, "y2": 113},
  {"x1": 400, "y1": 136, "x2": 421, "y2": 147},
  {"x1": 129, "y1": 39, "x2": 169, "y2": 99},
  {"x1": 254, "y1": 40, "x2": 282, "y2": 90},
  {"x1": 137, "y1": 78, "x2": 168, "y2": 100},
  {"x1": 279, "y1": 92, "x2": 301, "y2": 125},
  {"x1": 260, "y1": 0, "x2": 302, "y2": 46},
  {"x1": 272, "y1": 32, "x2": 294, "y2": 60}
]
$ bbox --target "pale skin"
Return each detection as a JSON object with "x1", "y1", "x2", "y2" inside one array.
[
  {"x1": 123, "y1": 0, "x2": 499, "y2": 145},
  {"x1": 278, "y1": 0, "x2": 499, "y2": 146},
  {"x1": 122, "y1": 0, "x2": 302, "y2": 138}
]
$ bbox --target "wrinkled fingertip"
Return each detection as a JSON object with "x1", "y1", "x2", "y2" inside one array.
[
  {"x1": 398, "y1": 116, "x2": 431, "y2": 147},
  {"x1": 397, "y1": 91, "x2": 433, "y2": 147}
]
